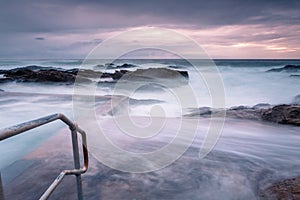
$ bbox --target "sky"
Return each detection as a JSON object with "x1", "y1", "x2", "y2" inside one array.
[{"x1": 0, "y1": 0, "x2": 300, "y2": 59}]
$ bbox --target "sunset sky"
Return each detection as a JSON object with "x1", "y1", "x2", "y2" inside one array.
[{"x1": 0, "y1": 0, "x2": 300, "y2": 59}]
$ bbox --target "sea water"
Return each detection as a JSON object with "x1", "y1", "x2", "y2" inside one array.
[{"x1": 0, "y1": 59, "x2": 300, "y2": 198}]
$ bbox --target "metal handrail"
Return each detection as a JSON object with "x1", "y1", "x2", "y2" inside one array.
[{"x1": 0, "y1": 113, "x2": 89, "y2": 200}]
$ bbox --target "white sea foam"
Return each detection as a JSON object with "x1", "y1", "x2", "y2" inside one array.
[{"x1": 1, "y1": 59, "x2": 300, "y2": 199}]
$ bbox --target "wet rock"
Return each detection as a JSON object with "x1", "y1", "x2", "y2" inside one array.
[
  {"x1": 267, "y1": 65, "x2": 300, "y2": 72},
  {"x1": 253, "y1": 103, "x2": 272, "y2": 109},
  {"x1": 261, "y1": 105, "x2": 300, "y2": 126},
  {"x1": 100, "y1": 68, "x2": 189, "y2": 82},
  {"x1": 116, "y1": 63, "x2": 136, "y2": 69},
  {"x1": 0, "y1": 77, "x2": 14, "y2": 83},
  {"x1": 4, "y1": 68, "x2": 76, "y2": 83},
  {"x1": 0, "y1": 70, "x2": 7, "y2": 74},
  {"x1": 259, "y1": 177, "x2": 300, "y2": 200},
  {"x1": 105, "y1": 63, "x2": 136, "y2": 69},
  {"x1": 290, "y1": 74, "x2": 300, "y2": 78},
  {"x1": 0, "y1": 66, "x2": 189, "y2": 86},
  {"x1": 226, "y1": 106, "x2": 263, "y2": 120},
  {"x1": 187, "y1": 106, "x2": 263, "y2": 120},
  {"x1": 123, "y1": 68, "x2": 189, "y2": 80},
  {"x1": 187, "y1": 104, "x2": 300, "y2": 126}
]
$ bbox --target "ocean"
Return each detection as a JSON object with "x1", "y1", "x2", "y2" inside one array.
[{"x1": 1, "y1": 59, "x2": 300, "y2": 199}]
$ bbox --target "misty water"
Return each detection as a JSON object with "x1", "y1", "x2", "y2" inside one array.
[{"x1": 1, "y1": 59, "x2": 300, "y2": 199}]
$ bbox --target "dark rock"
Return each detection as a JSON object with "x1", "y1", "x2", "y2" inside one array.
[
  {"x1": 259, "y1": 177, "x2": 300, "y2": 199},
  {"x1": 101, "y1": 68, "x2": 189, "y2": 82},
  {"x1": 0, "y1": 89, "x2": 4, "y2": 92},
  {"x1": 226, "y1": 107, "x2": 263, "y2": 120},
  {"x1": 65, "y1": 68, "x2": 79, "y2": 75},
  {"x1": 11, "y1": 65, "x2": 62, "y2": 72},
  {"x1": 116, "y1": 63, "x2": 136, "y2": 69},
  {"x1": 3, "y1": 68, "x2": 75, "y2": 83},
  {"x1": 111, "y1": 70, "x2": 126, "y2": 80},
  {"x1": 187, "y1": 104, "x2": 300, "y2": 126},
  {"x1": 267, "y1": 64, "x2": 300, "y2": 72},
  {"x1": 0, "y1": 70, "x2": 7, "y2": 74},
  {"x1": 197, "y1": 107, "x2": 213, "y2": 116},
  {"x1": 261, "y1": 105, "x2": 300, "y2": 126},
  {"x1": 290, "y1": 74, "x2": 300, "y2": 77},
  {"x1": 168, "y1": 65, "x2": 183, "y2": 69},
  {"x1": 105, "y1": 63, "x2": 114, "y2": 67},
  {"x1": 0, "y1": 77, "x2": 14, "y2": 83},
  {"x1": 105, "y1": 63, "x2": 136, "y2": 69},
  {"x1": 101, "y1": 72, "x2": 114, "y2": 79},
  {"x1": 123, "y1": 68, "x2": 189, "y2": 80},
  {"x1": 0, "y1": 66, "x2": 189, "y2": 85}
]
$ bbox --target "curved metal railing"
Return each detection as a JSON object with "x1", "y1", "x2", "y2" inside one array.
[{"x1": 0, "y1": 113, "x2": 89, "y2": 200}]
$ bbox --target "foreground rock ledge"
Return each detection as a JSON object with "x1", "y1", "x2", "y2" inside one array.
[
  {"x1": 187, "y1": 104, "x2": 300, "y2": 126},
  {"x1": 259, "y1": 177, "x2": 300, "y2": 200}
]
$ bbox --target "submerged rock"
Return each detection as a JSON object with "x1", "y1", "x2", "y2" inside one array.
[{"x1": 267, "y1": 64, "x2": 300, "y2": 72}]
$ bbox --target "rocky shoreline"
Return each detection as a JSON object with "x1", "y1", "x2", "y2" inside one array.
[
  {"x1": 0, "y1": 65, "x2": 189, "y2": 84},
  {"x1": 187, "y1": 104, "x2": 300, "y2": 126}
]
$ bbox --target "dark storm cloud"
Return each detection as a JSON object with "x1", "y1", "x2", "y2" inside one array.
[
  {"x1": 1, "y1": 0, "x2": 299, "y2": 33},
  {"x1": 0, "y1": 0, "x2": 299, "y2": 58}
]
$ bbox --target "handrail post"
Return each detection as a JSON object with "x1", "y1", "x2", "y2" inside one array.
[
  {"x1": 0, "y1": 113, "x2": 88, "y2": 200},
  {"x1": 0, "y1": 172, "x2": 5, "y2": 200},
  {"x1": 70, "y1": 127, "x2": 83, "y2": 200}
]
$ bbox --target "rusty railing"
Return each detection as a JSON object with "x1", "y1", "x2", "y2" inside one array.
[{"x1": 0, "y1": 113, "x2": 89, "y2": 200}]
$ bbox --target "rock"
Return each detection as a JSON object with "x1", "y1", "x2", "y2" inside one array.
[
  {"x1": 290, "y1": 74, "x2": 300, "y2": 78},
  {"x1": 259, "y1": 177, "x2": 300, "y2": 199},
  {"x1": 105, "y1": 63, "x2": 114, "y2": 67},
  {"x1": 168, "y1": 65, "x2": 183, "y2": 69},
  {"x1": 100, "y1": 68, "x2": 189, "y2": 82},
  {"x1": 267, "y1": 65, "x2": 300, "y2": 72},
  {"x1": 253, "y1": 103, "x2": 272, "y2": 109},
  {"x1": 0, "y1": 77, "x2": 14, "y2": 83},
  {"x1": 0, "y1": 66, "x2": 189, "y2": 86},
  {"x1": 0, "y1": 70, "x2": 7, "y2": 74},
  {"x1": 123, "y1": 68, "x2": 189, "y2": 80},
  {"x1": 3, "y1": 68, "x2": 76, "y2": 83},
  {"x1": 187, "y1": 104, "x2": 300, "y2": 125},
  {"x1": 0, "y1": 89, "x2": 4, "y2": 92},
  {"x1": 76, "y1": 69, "x2": 102, "y2": 78},
  {"x1": 196, "y1": 107, "x2": 213, "y2": 116},
  {"x1": 105, "y1": 63, "x2": 136, "y2": 69},
  {"x1": 226, "y1": 106, "x2": 263, "y2": 120},
  {"x1": 261, "y1": 105, "x2": 300, "y2": 126},
  {"x1": 111, "y1": 70, "x2": 127, "y2": 80},
  {"x1": 116, "y1": 63, "x2": 136, "y2": 69}
]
